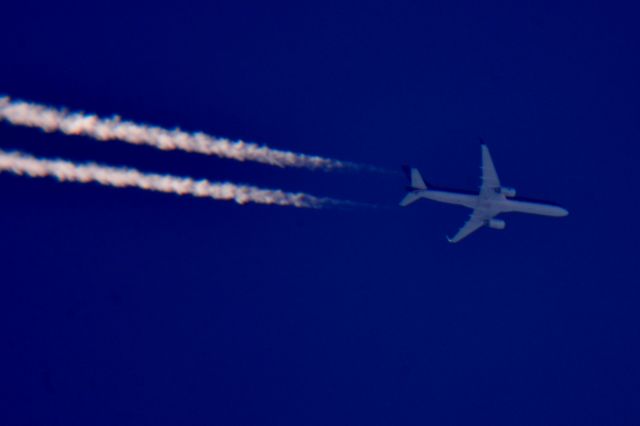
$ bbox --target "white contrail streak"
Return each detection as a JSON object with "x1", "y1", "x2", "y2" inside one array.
[
  {"x1": 0, "y1": 96, "x2": 380, "y2": 172},
  {"x1": 0, "y1": 149, "x2": 363, "y2": 208}
]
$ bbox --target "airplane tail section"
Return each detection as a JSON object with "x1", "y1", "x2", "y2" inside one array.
[
  {"x1": 400, "y1": 165, "x2": 427, "y2": 207},
  {"x1": 399, "y1": 191, "x2": 422, "y2": 207},
  {"x1": 402, "y1": 165, "x2": 427, "y2": 190}
]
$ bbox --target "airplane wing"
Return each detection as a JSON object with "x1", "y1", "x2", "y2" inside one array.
[
  {"x1": 447, "y1": 145, "x2": 501, "y2": 243},
  {"x1": 447, "y1": 210, "x2": 487, "y2": 243},
  {"x1": 480, "y1": 144, "x2": 501, "y2": 197}
]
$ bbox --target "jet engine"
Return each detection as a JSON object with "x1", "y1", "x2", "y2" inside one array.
[
  {"x1": 500, "y1": 187, "x2": 516, "y2": 197},
  {"x1": 488, "y1": 219, "x2": 506, "y2": 230}
]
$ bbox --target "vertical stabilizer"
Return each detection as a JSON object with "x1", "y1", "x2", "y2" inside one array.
[
  {"x1": 400, "y1": 165, "x2": 427, "y2": 207},
  {"x1": 401, "y1": 165, "x2": 427, "y2": 190}
]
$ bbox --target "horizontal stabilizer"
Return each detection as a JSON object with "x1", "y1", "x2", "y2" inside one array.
[{"x1": 399, "y1": 191, "x2": 422, "y2": 207}]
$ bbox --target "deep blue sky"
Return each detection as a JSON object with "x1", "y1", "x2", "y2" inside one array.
[{"x1": 1, "y1": 1, "x2": 639, "y2": 425}]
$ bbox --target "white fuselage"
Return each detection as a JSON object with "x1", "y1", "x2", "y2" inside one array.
[{"x1": 416, "y1": 189, "x2": 569, "y2": 217}]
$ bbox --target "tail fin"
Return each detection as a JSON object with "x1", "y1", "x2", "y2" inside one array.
[
  {"x1": 399, "y1": 165, "x2": 427, "y2": 207},
  {"x1": 401, "y1": 165, "x2": 427, "y2": 190}
]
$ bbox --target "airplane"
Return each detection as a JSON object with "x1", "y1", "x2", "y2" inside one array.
[{"x1": 400, "y1": 144, "x2": 568, "y2": 243}]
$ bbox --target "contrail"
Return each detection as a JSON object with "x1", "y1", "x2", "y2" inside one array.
[
  {"x1": 0, "y1": 96, "x2": 383, "y2": 172},
  {"x1": 0, "y1": 149, "x2": 366, "y2": 208}
]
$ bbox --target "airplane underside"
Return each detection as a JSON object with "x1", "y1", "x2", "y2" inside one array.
[{"x1": 400, "y1": 145, "x2": 568, "y2": 243}]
